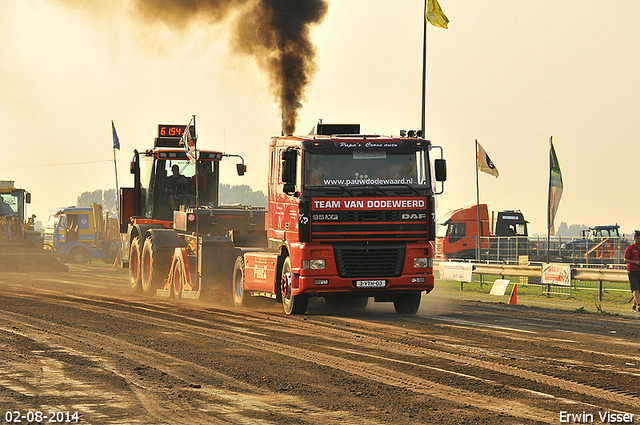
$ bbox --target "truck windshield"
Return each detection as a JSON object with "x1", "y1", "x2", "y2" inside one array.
[
  {"x1": 303, "y1": 150, "x2": 429, "y2": 188},
  {"x1": 594, "y1": 228, "x2": 619, "y2": 238},
  {"x1": 140, "y1": 156, "x2": 218, "y2": 221},
  {"x1": 0, "y1": 193, "x2": 22, "y2": 217},
  {"x1": 47, "y1": 213, "x2": 60, "y2": 228}
]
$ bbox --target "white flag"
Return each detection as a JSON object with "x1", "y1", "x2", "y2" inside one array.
[{"x1": 181, "y1": 124, "x2": 197, "y2": 165}]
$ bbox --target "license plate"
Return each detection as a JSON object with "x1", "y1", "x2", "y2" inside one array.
[{"x1": 355, "y1": 280, "x2": 387, "y2": 288}]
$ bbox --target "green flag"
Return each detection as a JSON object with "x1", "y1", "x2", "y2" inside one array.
[{"x1": 548, "y1": 137, "x2": 563, "y2": 236}]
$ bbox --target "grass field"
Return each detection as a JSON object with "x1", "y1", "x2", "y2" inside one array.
[{"x1": 435, "y1": 274, "x2": 638, "y2": 317}]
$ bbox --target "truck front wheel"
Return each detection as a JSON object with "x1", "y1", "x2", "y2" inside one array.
[
  {"x1": 68, "y1": 247, "x2": 89, "y2": 264},
  {"x1": 129, "y1": 237, "x2": 142, "y2": 292},
  {"x1": 281, "y1": 256, "x2": 308, "y2": 315},
  {"x1": 393, "y1": 293, "x2": 421, "y2": 315}
]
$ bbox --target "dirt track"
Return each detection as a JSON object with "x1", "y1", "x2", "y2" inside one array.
[{"x1": 0, "y1": 264, "x2": 639, "y2": 424}]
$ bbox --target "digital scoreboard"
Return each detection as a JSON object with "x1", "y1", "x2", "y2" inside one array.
[
  {"x1": 155, "y1": 124, "x2": 195, "y2": 148},
  {"x1": 157, "y1": 124, "x2": 195, "y2": 138}
]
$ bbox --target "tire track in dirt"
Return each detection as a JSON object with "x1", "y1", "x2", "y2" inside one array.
[
  {"x1": 5, "y1": 291, "x2": 638, "y2": 422},
  {"x1": 0, "y1": 310, "x2": 385, "y2": 425},
  {"x1": 2, "y1": 270, "x2": 639, "y2": 424}
]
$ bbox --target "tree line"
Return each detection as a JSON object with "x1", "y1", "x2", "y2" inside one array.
[{"x1": 76, "y1": 184, "x2": 267, "y2": 215}]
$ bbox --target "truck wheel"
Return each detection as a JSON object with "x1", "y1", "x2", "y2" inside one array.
[
  {"x1": 141, "y1": 236, "x2": 170, "y2": 295},
  {"x1": 232, "y1": 256, "x2": 249, "y2": 307},
  {"x1": 281, "y1": 256, "x2": 308, "y2": 315},
  {"x1": 69, "y1": 247, "x2": 89, "y2": 264},
  {"x1": 171, "y1": 258, "x2": 183, "y2": 299},
  {"x1": 129, "y1": 237, "x2": 142, "y2": 292},
  {"x1": 393, "y1": 293, "x2": 421, "y2": 315}
]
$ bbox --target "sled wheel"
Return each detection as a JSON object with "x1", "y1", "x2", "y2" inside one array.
[
  {"x1": 171, "y1": 257, "x2": 183, "y2": 299},
  {"x1": 232, "y1": 256, "x2": 250, "y2": 307},
  {"x1": 129, "y1": 237, "x2": 142, "y2": 292}
]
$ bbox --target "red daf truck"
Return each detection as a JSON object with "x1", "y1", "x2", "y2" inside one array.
[{"x1": 231, "y1": 123, "x2": 446, "y2": 315}]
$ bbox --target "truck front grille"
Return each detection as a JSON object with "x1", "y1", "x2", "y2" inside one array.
[
  {"x1": 334, "y1": 244, "x2": 405, "y2": 278},
  {"x1": 312, "y1": 209, "x2": 427, "y2": 241}
]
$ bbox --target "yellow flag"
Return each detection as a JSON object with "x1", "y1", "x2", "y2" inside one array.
[{"x1": 426, "y1": 0, "x2": 449, "y2": 29}]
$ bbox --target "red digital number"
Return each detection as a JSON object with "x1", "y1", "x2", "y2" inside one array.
[{"x1": 159, "y1": 125, "x2": 188, "y2": 138}]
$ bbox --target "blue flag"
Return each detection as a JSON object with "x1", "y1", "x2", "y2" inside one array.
[{"x1": 111, "y1": 120, "x2": 120, "y2": 150}]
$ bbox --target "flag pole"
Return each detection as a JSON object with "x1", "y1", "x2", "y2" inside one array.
[
  {"x1": 421, "y1": 1, "x2": 428, "y2": 135},
  {"x1": 111, "y1": 120, "x2": 120, "y2": 220},
  {"x1": 546, "y1": 136, "x2": 552, "y2": 263},
  {"x1": 191, "y1": 114, "x2": 200, "y2": 288},
  {"x1": 113, "y1": 148, "x2": 119, "y2": 215},
  {"x1": 475, "y1": 140, "x2": 480, "y2": 261}
]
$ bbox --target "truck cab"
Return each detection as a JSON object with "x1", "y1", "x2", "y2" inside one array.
[
  {"x1": 0, "y1": 180, "x2": 41, "y2": 248},
  {"x1": 435, "y1": 204, "x2": 490, "y2": 260},
  {"x1": 237, "y1": 124, "x2": 447, "y2": 315},
  {"x1": 44, "y1": 204, "x2": 120, "y2": 264},
  {"x1": 435, "y1": 205, "x2": 528, "y2": 261}
]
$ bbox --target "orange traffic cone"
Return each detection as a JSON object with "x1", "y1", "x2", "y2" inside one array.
[
  {"x1": 508, "y1": 284, "x2": 518, "y2": 305},
  {"x1": 113, "y1": 256, "x2": 119, "y2": 268}
]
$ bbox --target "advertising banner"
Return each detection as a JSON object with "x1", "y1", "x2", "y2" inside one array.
[
  {"x1": 439, "y1": 262, "x2": 474, "y2": 282},
  {"x1": 542, "y1": 263, "x2": 571, "y2": 286}
]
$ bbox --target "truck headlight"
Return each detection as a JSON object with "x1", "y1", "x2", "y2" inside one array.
[
  {"x1": 413, "y1": 257, "x2": 432, "y2": 268},
  {"x1": 302, "y1": 259, "x2": 326, "y2": 270}
]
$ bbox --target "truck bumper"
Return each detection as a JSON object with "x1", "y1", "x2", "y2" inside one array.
[{"x1": 293, "y1": 273, "x2": 434, "y2": 297}]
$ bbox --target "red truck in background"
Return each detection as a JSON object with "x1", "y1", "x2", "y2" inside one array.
[
  {"x1": 435, "y1": 204, "x2": 490, "y2": 260},
  {"x1": 435, "y1": 204, "x2": 529, "y2": 261},
  {"x1": 232, "y1": 123, "x2": 447, "y2": 315}
]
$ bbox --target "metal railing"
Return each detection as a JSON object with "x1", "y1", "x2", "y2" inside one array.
[
  {"x1": 439, "y1": 235, "x2": 630, "y2": 264},
  {"x1": 436, "y1": 260, "x2": 630, "y2": 302}
]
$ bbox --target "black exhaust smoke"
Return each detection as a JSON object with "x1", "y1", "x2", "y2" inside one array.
[{"x1": 134, "y1": 0, "x2": 329, "y2": 135}]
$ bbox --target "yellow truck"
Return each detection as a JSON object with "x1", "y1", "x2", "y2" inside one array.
[{"x1": 44, "y1": 203, "x2": 120, "y2": 264}]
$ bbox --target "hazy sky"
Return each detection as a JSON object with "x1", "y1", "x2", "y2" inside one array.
[{"x1": 2, "y1": 0, "x2": 639, "y2": 235}]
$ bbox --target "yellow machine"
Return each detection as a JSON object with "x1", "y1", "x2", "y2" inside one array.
[{"x1": 0, "y1": 180, "x2": 67, "y2": 272}]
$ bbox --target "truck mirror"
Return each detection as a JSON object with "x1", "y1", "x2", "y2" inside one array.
[
  {"x1": 236, "y1": 163, "x2": 246, "y2": 176},
  {"x1": 281, "y1": 150, "x2": 297, "y2": 184},
  {"x1": 25, "y1": 192, "x2": 31, "y2": 204},
  {"x1": 283, "y1": 183, "x2": 296, "y2": 194},
  {"x1": 434, "y1": 159, "x2": 447, "y2": 182}
]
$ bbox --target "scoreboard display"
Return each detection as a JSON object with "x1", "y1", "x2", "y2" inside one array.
[
  {"x1": 157, "y1": 124, "x2": 195, "y2": 138},
  {"x1": 155, "y1": 124, "x2": 196, "y2": 148}
]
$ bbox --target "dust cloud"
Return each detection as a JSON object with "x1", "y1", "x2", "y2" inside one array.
[{"x1": 133, "y1": 0, "x2": 329, "y2": 135}]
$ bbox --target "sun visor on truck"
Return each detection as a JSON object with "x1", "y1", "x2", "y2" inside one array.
[{"x1": 316, "y1": 123, "x2": 360, "y2": 136}]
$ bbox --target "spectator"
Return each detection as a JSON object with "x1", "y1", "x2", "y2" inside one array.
[{"x1": 623, "y1": 230, "x2": 640, "y2": 312}]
